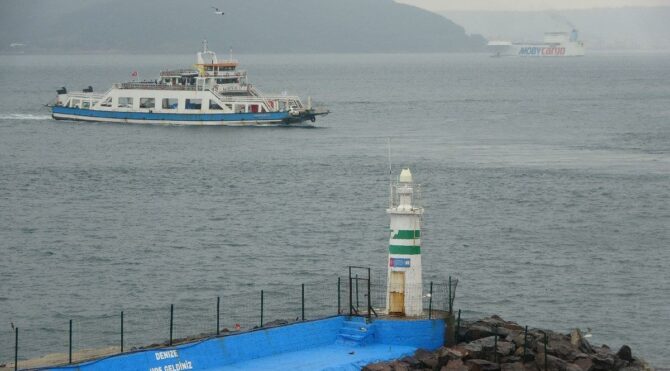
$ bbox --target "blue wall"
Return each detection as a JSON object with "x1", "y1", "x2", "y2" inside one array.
[
  {"x1": 374, "y1": 318, "x2": 445, "y2": 350},
  {"x1": 42, "y1": 316, "x2": 444, "y2": 371}
]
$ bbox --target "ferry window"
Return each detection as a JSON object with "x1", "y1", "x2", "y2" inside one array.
[
  {"x1": 216, "y1": 78, "x2": 237, "y2": 84},
  {"x1": 162, "y1": 98, "x2": 178, "y2": 109},
  {"x1": 185, "y1": 99, "x2": 202, "y2": 110},
  {"x1": 234, "y1": 104, "x2": 245, "y2": 113},
  {"x1": 224, "y1": 104, "x2": 233, "y2": 111},
  {"x1": 72, "y1": 99, "x2": 81, "y2": 108},
  {"x1": 100, "y1": 97, "x2": 112, "y2": 107},
  {"x1": 209, "y1": 100, "x2": 223, "y2": 110},
  {"x1": 140, "y1": 98, "x2": 155, "y2": 109},
  {"x1": 82, "y1": 101, "x2": 90, "y2": 109},
  {"x1": 118, "y1": 97, "x2": 133, "y2": 108}
]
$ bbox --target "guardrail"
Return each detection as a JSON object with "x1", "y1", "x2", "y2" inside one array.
[{"x1": 3, "y1": 275, "x2": 457, "y2": 370}]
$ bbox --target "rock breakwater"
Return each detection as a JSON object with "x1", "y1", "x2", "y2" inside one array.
[{"x1": 364, "y1": 315, "x2": 653, "y2": 371}]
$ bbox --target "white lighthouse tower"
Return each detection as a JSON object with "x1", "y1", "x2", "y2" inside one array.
[{"x1": 386, "y1": 168, "x2": 423, "y2": 316}]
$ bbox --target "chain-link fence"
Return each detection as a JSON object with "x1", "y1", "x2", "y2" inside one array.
[{"x1": 3, "y1": 273, "x2": 457, "y2": 370}]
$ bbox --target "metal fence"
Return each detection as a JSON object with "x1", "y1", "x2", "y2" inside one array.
[{"x1": 2, "y1": 273, "x2": 457, "y2": 370}]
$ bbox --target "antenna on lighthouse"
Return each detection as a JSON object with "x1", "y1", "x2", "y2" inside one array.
[{"x1": 387, "y1": 137, "x2": 393, "y2": 208}]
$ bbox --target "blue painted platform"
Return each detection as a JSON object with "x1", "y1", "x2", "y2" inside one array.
[
  {"x1": 41, "y1": 316, "x2": 445, "y2": 371},
  {"x1": 212, "y1": 343, "x2": 417, "y2": 370}
]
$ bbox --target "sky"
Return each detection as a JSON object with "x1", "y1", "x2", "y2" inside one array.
[{"x1": 396, "y1": 0, "x2": 670, "y2": 11}]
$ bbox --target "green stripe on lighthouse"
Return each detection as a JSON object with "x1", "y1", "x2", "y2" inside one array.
[
  {"x1": 392, "y1": 230, "x2": 421, "y2": 239},
  {"x1": 389, "y1": 245, "x2": 421, "y2": 255}
]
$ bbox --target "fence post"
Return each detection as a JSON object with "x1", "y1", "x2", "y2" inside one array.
[
  {"x1": 14, "y1": 327, "x2": 18, "y2": 371},
  {"x1": 301, "y1": 284, "x2": 305, "y2": 321},
  {"x1": 355, "y1": 274, "x2": 359, "y2": 309},
  {"x1": 120, "y1": 311, "x2": 124, "y2": 353},
  {"x1": 68, "y1": 319, "x2": 72, "y2": 364},
  {"x1": 523, "y1": 325, "x2": 528, "y2": 363},
  {"x1": 448, "y1": 276, "x2": 452, "y2": 313},
  {"x1": 494, "y1": 324, "x2": 499, "y2": 364},
  {"x1": 169, "y1": 304, "x2": 174, "y2": 346},
  {"x1": 260, "y1": 290, "x2": 264, "y2": 327},
  {"x1": 216, "y1": 296, "x2": 220, "y2": 335},
  {"x1": 428, "y1": 281, "x2": 433, "y2": 319},
  {"x1": 337, "y1": 277, "x2": 341, "y2": 315},
  {"x1": 456, "y1": 309, "x2": 461, "y2": 343},
  {"x1": 366, "y1": 267, "x2": 371, "y2": 321},
  {"x1": 348, "y1": 267, "x2": 353, "y2": 316},
  {"x1": 544, "y1": 332, "x2": 548, "y2": 371}
]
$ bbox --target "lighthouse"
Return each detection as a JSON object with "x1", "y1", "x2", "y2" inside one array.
[{"x1": 386, "y1": 168, "x2": 423, "y2": 316}]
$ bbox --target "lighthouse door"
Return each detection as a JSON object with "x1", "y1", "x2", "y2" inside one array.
[{"x1": 389, "y1": 271, "x2": 405, "y2": 315}]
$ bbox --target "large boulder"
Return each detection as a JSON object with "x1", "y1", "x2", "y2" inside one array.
[
  {"x1": 463, "y1": 342, "x2": 485, "y2": 360},
  {"x1": 362, "y1": 362, "x2": 393, "y2": 371},
  {"x1": 465, "y1": 359, "x2": 501, "y2": 371},
  {"x1": 496, "y1": 341, "x2": 515, "y2": 357},
  {"x1": 546, "y1": 339, "x2": 578, "y2": 361},
  {"x1": 535, "y1": 352, "x2": 569, "y2": 371},
  {"x1": 464, "y1": 325, "x2": 500, "y2": 342},
  {"x1": 415, "y1": 348, "x2": 439, "y2": 369},
  {"x1": 400, "y1": 355, "x2": 422, "y2": 369},
  {"x1": 438, "y1": 346, "x2": 469, "y2": 369},
  {"x1": 514, "y1": 346, "x2": 536, "y2": 362},
  {"x1": 591, "y1": 351, "x2": 616, "y2": 370},
  {"x1": 512, "y1": 332, "x2": 536, "y2": 349},
  {"x1": 470, "y1": 336, "x2": 514, "y2": 357},
  {"x1": 388, "y1": 360, "x2": 411, "y2": 371},
  {"x1": 500, "y1": 362, "x2": 526, "y2": 371},
  {"x1": 450, "y1": 344, "x2": 476, "y2": 360},
  {"x1": 443, "y1": 359, "x2": 469, "y2": 371},
  {"x1": 616, "y1": 345, "x2": 633, "y2": 362},
  {"x1": 570, "y1": 329, "x2": 595, "y2": 354},
  {"x1": 573, "y1": 357, "x2": 594, "y2": 371}
]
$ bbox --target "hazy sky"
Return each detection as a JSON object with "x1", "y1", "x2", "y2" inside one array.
[{"x1": 397, "y1": 0, "x2": 670, "y2": 11}]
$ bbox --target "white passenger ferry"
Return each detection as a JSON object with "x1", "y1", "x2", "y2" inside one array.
[
  {"x1": 488, "y1": 29, "x2": 585, "y2": 57},
  {"x1": 51, "y1": 41, "x2": 329, "y2": 126}
]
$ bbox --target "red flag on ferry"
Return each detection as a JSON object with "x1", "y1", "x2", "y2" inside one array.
[{"x1": 131, "y1": 71, "x2": 138, "y2": 77}]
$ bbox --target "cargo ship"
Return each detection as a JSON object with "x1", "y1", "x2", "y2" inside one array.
[{"x1": 488, "y1": 29, "x2": 585, "y2": 57}]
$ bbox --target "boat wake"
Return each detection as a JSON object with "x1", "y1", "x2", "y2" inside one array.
[{"x1": 0, "y1": 113, "x2": 52, "y2": 120}]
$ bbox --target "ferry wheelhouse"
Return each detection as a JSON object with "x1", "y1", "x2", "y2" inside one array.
[{"x1": 51, "y1": 42, "x2": 328, "y2": 126}]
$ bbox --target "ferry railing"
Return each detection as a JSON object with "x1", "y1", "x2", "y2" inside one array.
[
  {"x1": 65, "y1": 92, "x2": 106, "y2": 99},
  {"x1": 115, "y1": 82, "x2": 197, "y2": 91}
]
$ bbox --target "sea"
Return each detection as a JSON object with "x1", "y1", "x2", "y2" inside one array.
[{"x1": 0, "y1": 52, "x2": 668, "y2": 367}]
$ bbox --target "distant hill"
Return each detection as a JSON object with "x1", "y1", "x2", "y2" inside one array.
[
  {"x1": 441, "y1": 7, "x2": 670, "y2": 51},
  {"x1": 0, "y1": 0, "x2": 486, "y2": 53}
]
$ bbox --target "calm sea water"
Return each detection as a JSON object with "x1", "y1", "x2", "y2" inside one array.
[{"x1": 0, "y1": 52, "x2": 668, "y2": 366}]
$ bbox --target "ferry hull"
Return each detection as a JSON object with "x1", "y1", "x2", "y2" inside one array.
[
  {"x1": 51, "y1": 106, "x2": 317, "y2": 127},
  {"x1": 489, "y1": 43, "x2": 585, "y2": 57}
]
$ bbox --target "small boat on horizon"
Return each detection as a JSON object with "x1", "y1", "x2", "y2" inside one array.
[{"x1": 50, "y1": 41, "x2": 329, "y2": 126}]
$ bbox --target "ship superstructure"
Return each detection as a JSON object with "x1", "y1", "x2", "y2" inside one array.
[{"x1": 51, "y1": 41, "x2": 328, "y2": 126}]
